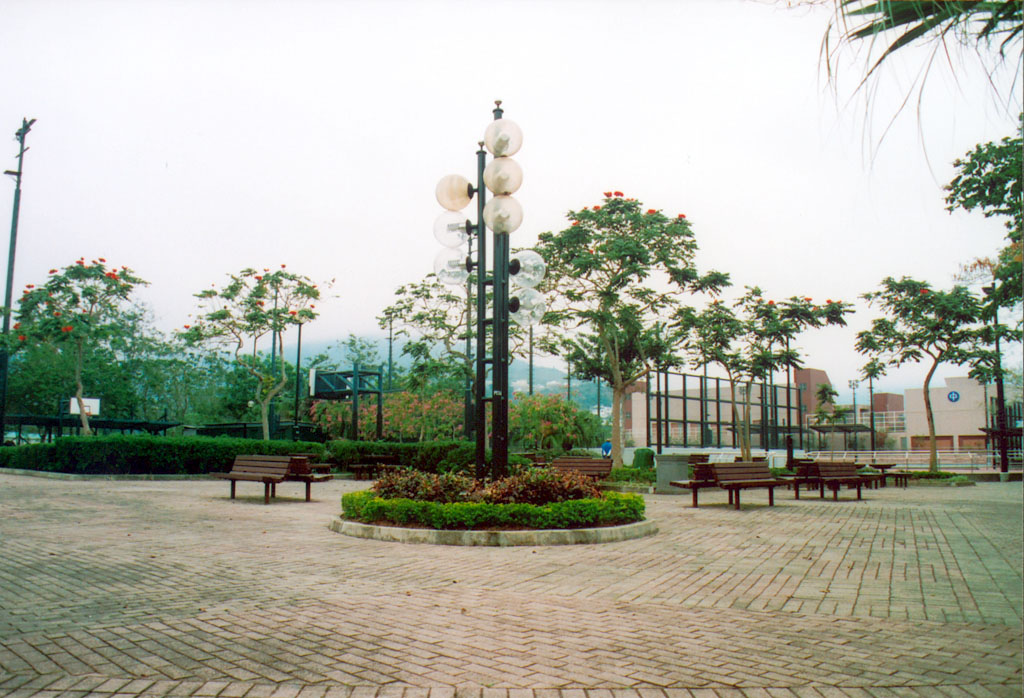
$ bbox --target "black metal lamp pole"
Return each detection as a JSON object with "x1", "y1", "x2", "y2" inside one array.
[
  {"x1": 473, "y1": 139, "x2": 489, "y2": 477},
  {"x1": 0, "y1": 118, "x2": 36, "y2": 438},
  {"x1": 868, "y1": 373, "x2": 876, "y2": 452},
  {"x1": 292, "y1": 321, "x2": 302, "y2": 440},
  {"x1": 983, "y1": 284, "x2": 1009, "y2": 474},
  {"x1": 437, "y1": 102, "x2": 532, "y2": 480}
]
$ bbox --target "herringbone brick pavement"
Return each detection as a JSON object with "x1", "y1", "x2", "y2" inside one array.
[{"x1": 0, "y1": 472, "x2": 1019, "y2": 697}]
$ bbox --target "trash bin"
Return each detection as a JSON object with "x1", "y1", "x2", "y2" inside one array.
[{"x1": 654, "y1": 454, "x2": 692, "y2": 494}]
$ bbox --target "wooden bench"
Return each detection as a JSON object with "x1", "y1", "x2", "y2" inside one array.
[
  {"x1": 787, "y1": 460, "x2": 821, "y2": 500},
  {"x1": 669, "y1": 462, "x2": 719, "y2": 507},
  {"x1": 817, "y1": 461, "x2": 881, "y2": 501},
  {"x1": 550, "y1": 456, "x2": 613, "y2": 480},
  {"x1": 283, "y1": 456, "x2": 334, "y2": 501},
  {"x1": 711, "y1": 462, "x2": 787, "y2": 510},
  {"x1": 211, "y1": 455, "x2": 292, "y2": 505},
  {"x1": 349, "y1": 453, "x2": 399, "y2": 480}
]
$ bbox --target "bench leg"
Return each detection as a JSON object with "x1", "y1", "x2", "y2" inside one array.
[
  {"x1": 833, "y1": 485, "x2": 839, "y2": 501},
  {"x1": 793, "y1": 482, "x2": 800, "y2": 500},
  {"x1": 230, "y1": 480, "x2": 236, "y2": 500},
  {"x1": 768, "y1": 487, "x2": 774, "y2": 507},
  {"x1": 263, "y1": 482, "x2": 271, "y2": 505},
  {"x1": 733, "y1": 489, "x2": 741, "y2": 510},
  {"x1": 305, "y1": 481, "x2": 311, "y2": 502},
  {"x1": 728, "y1": 490, "x2": 734, "y2": 506},
  {"x1": 856, "y1": 483, "x2": 862, "y2": 500},
  {"x1": 820, "y1": 483, "x2": 825, "y2": 499},
  {"x1": 692, "y1": 488, "x2": 699, "y2": 508},
  {"x1": 271, "y1": 483, "x2": 277, "y2": 499}
]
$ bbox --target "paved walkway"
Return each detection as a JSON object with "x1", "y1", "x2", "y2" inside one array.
[{"x1": 0, "y1": 473, "x2": 1020, "y2": 697}]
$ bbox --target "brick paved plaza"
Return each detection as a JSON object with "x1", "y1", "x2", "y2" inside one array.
[{"x1": 0, "y1": 472, "x2": 1020, "y2": 697}]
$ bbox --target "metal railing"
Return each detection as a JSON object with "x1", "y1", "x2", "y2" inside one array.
[{"x1": 804, "y1": 449, "x2": 1022, "y2": 470}]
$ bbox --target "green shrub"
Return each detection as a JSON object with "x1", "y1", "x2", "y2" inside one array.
[
  {"x1": 0, "y1": 435, "x2": 325, "y2": 475},
  {"x1": 373, "y1": 468, "x2": 477, "y2": 503},
  {"x1": 607, "y1": 467, "x2": 656, "y2": 483},
  {"x1": 481, "y1": 467, "x2": 601, "y2": 504},
  {"x1": 342, "y1": 489, "x2": 645, "y2": 530},
  {"x1": 370, "y1": 466, "x2": 601, "y2": 505},
  {"x1": 632, "y1": 448, "x2": 655, "y2": 469}
]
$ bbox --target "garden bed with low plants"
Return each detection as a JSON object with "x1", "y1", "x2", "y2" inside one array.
[{"x1": 340, "y1": 467, "x2": 646, "y2": 531}]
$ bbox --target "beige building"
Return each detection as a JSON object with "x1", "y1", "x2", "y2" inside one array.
[{"x1": 904, "y1": 376, "x2": 989, "y2": 451}]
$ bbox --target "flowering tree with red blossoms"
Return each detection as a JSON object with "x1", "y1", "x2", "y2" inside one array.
[
  {"x1": 310, "y1": 389, "x2": 462, "y2": 442},
  {"x1": 7, "y1": 258, "x2": 147, "y2": 435},
  {"x1": 535, "y1": 192, "x2": 728, "y2": 467},
  {"x1": 181, "y1": 267, "x2": 320, "y2": 440}
]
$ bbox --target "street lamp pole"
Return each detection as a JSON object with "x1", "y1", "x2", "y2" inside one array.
[
  {"x1": 848, "y1": 379, "x2": 859, "y2": 451},
  {"x1": 434, "y1": 102, "x2": 542, "y2": 479},
  {"x1": 983, "y1": 284, "x2": 1009, "y2": 474},
  {"x1": 0, "y1": 117, "x2": 36, "y2": 438}
]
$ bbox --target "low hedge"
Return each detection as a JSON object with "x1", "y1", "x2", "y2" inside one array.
[
  {"x1": 0, "y1": 435, "x2": 325, "y2": 475},
  {"x1": 341, "y1": 490, "x2": 645, "y2": 530},
  {"x1": 325, "y1": 439, "x2": 531, "y2": 474},
  {"x1": 606, "y1": 467, "x2": 656, "y2": 484}
]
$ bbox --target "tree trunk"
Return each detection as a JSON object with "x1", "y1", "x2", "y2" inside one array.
[
  {"x1": 727, "y1": 380, "x2": 742, "y2": 459},
  {"x1": 73, "y1": 340, "x2": 92, "y2": 436},
  {"x1": 611, "y1": 384, "x2": 625, "y2": 468},
  {"x1": 923, "y1": 359, "x2": 940, "y2": 473}
]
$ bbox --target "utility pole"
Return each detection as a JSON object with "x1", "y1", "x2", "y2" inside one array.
[{"x1": 0, "y1": 118, "x2": 37, "y2": 440}]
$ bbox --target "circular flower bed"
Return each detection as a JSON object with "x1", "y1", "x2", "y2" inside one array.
[{"x1": 341, "y1": 467, "x2": 646, "y2": 530}]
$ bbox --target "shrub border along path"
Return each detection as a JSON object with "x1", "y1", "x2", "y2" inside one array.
[{"x1": 329, "y1": 517, "x2": 658, "y2": 546}]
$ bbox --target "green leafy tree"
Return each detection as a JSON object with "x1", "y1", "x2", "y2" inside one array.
[
  {"x1": 677, "y1": 288, "x2": 854, "y2": 460},
  {"x1": 945, "y1": 115, "x2": 1023, "y2": 313},
  {"x1": 335, "y1": 333, "x2": 381, "y2": 369},
  {"x1": 7, "y1": 258, "x2": 147, "y2": 434},
  {"x1": 535, "y1": 192, "x2": 728, "y2": 467},
  {"x1": 181, "y1": 267, "x2": 320, "y2": 440},
  {"x1": 813, "y1": 382, "x2": 851, "y2": 457},
  {"x1": 856, "y1": 277, "x2": 995, "y2": 472},
  {"x1": 509, "y1": 392, "x2": 602, "y2": 453},
  {"x1": 860, "y1": 356, "x2": 888, "y2": 449},
  {"x1": 379, "y1": 274, "x2": 472, "y2": 394}
]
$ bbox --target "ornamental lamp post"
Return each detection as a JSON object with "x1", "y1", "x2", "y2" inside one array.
[
  {"x1": 1, "y1": 118, "x2": 36, "y2": 440},
  {"x1": 848, "y1": 379, "x2": 859, "y2": 451},
  {"x1": 982, "y1": 284, "x2": 1009, "y2": 475},
  {"x1": 434, "y1": 102, "x2": 544, "y2": 479}
]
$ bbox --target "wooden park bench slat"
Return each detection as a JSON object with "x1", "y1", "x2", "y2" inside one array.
[
  {"x1": 816, "y1": 461, "x2": 882, "y2": 501},
  {"x1": 349, "y1": 454, "x2": 399, "y2": 480},
  {"x1": 550, "y1": 456, "x2": 613, "y2": 480},
  {"x1": 211, "y1": 455, "x2": 332, "y2": 504},
  {"x1": 669, "y1": 461, "x2": 718, "y2": 508},
  {"x1": 711, "y1": 462, "x2": 787, "y2": 510}
]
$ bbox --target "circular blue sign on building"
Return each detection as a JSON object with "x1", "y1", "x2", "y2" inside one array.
[{"x1": 947, "y1": 390, "x2": 960, "y2": 403}]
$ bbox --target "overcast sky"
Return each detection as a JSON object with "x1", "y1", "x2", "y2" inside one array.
[{"x1": 2, "y1": 0, "x2": 1020, "y2": 401}]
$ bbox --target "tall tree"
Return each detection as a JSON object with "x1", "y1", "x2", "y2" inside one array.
[
  {"x1": 945, "y1": 115, "x2": 1023, "y2": 313},
  {"x1": 856, "y1": 276, "x2": 1001, "y2": 472},
  {"x1": 7, "y1": 258, "x2": 147, "y2": 434},
  {"x1": 182, "y1": 267, "x2": 320, "y2": 440},
  {"x1": 677, "y1": 288, "x2": 853, "y2": 460},
  {"x1": 535, "y1": 192, "x2": 728, "y2": 467}
]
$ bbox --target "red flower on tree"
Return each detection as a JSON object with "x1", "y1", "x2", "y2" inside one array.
[
  {"x1": 677, "y1": 214, "x2": 687, "y2": 219},
  {"x1": 593, "y1": 205, "x2": 601, "y2": 211},
  {"x1": 613, "y1": 191, "x2": 623, "y2": 197},
  {"x1": 61, "y1": 325, "x2": 73, "y2": 333},
  {"x1": 647, "y1": 209, "x2": 657, "y2": 214},
  {"x1": 17, "y1": 335, "x2": 26, "y2": 341},
  {"x1": 603, "y1": 191, "x2": 612, "y2": 197}
]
